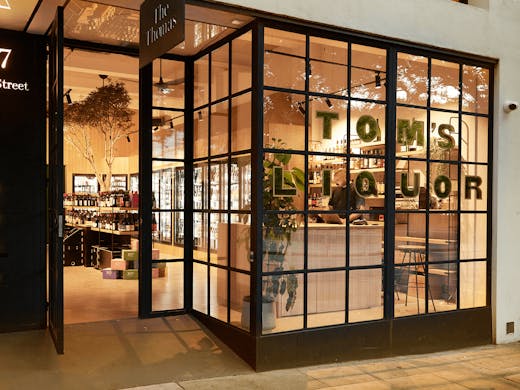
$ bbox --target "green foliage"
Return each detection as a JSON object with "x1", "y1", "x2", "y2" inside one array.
[{"x1": 263, "y1": 139, "x2": 304, "y2": 311}]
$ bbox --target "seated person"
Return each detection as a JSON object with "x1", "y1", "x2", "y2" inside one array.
[{"x1": 328, "y1": 169, "x2": 366, "y2": 222}]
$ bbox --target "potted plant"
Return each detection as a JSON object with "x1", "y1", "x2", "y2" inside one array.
[{"x1": 261, "y1": 139, "x2": 304, "y2": 328}]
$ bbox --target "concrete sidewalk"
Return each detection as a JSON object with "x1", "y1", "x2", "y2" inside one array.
[{"x1": 1, "y1": 315, "x2": 519, "y2": 389}]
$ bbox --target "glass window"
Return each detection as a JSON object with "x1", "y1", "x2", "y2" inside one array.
[
  {"x1": 431, "y1": 59, "x2": 460, "y2": 110},
  {"x1": 460, "y1": 213, "x2": 487, "y2": 260},
  {"x1": 211, "y1": 44, "x2": 229, "y2": 102},
  {"x1": 231, "y1": 93, "x2": 251, "y2": 152},
  {"x1": 194, "y1": 108, "x2": 209, "y2": 159},
  {"x1": 460, "y1": 261, "x2": 487, "y2": 309},
  {"x1": 152, "y1": 112, "x2": 184, "y2": 159},
  {"x1": 194, "y1": 55, "x2": 209, "y2": 108},
  {"x1": 308, "y1": 271, "x2": 346, "y2": 328},
  {"x1": 153, "y1": 59, "x2": 184, "y2": 109},
  {"x1": 349, "y1": 269, "x2": 383, "y2": 322},
  {"x1": 152, "y1": 262, "x2": 184, "y2": 311},
  {"x1": 463, "y1": 65, "x2": 489, "y2": 114},
  {"x1": 309, "y1": 36, "x2": 348, "y2": 95},
  {"x1": 193, "y1": 262, "x2": 208, "y2": 313},
  {"x1": 210, "y1": 101, "x2": 229, "y2": 156},
  {"x1": 210, "y1": 266, "x2": 227, "y2": 322},
  {"x1": 351, "y1": 44, "x2": 386, "y2": 100},
  {"x1": 461, "y1": 115, "x2": 488, "y2": 163},
  {"x1": 263, "y1": 91, "x2": 306, "y2": 150},
  {"x1": 397, "y1": 53, "x2": 428, "y2": 106},
  {"x1": 264, "y1": 28, "x2": 306, "y2": 90},
  {"x1": 232, "y1": 31, "x2": 252, "y2": 94}
]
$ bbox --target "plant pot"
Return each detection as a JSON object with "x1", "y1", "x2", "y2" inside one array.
[{"x1": 241, "y1": 296, "x2": 276, "y2": 331}]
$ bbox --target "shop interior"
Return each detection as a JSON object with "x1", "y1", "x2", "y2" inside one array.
[{"x1": 60, "y1": 1, "x2": 488, "y2": 333}]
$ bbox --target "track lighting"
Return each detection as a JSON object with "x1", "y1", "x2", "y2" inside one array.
[
  {"x1": 126, "y1": 135, "x2": 131, "y2": 143},
  {"x1": 198, "y1": 111, "x2": 203, "y2": 120},
  {"x1": 64, "y1": 89, "x2": 72, "y2": 105},
  {"x1": 375, "y1": 71, "x2": 382, "y2": 88},
  {"x1": 325, "y1": 97, "x2": 333, "y2": 108},
  {"x1": 153, "y1": 126, "x2": 159, "y2": 131},
  {"x1": 297, "y1": 102, "x2": 306, "y2": 115},
  {"x1": 169, "y1": 120, "x2": 174, "y2": 129}
]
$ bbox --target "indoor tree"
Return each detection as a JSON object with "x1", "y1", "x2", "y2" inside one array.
[{"x1": 64, "y1": 81, "x2": 133, "y2": 191}]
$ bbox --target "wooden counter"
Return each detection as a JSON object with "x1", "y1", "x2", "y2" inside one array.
[{"x1": 217, "y1": 222, "x2": 383, "y2": 316}]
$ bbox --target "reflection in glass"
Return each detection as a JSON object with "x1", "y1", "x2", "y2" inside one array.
[
  {"x1": 231, "y1": 271, "x2": 251, "y2": 330},
  {"x1": 461, "y1": 164, "x2": 487, "y2": 211},
  {"x1": 428, "y1": 265, "x2": 457, "y2": 312},
  {"x1": 210, "y1": 266, "x2": 227, "y2": 322},
  {"x1": 232, "y1": 31, "x2": 252, "y2": 94},
  {"x1": 194, "y1": 108, "x2": 208, "y2": 158},
  {"x1": 193, "y1": 162, "x2": 207, "y2": 210},
  {"x1": 152, "y1": 59, "x2": 185, "y2": 109},
  {"x1": 395, "y1": 107, "x2": 427, "y2": 155},
  {"x1": 460, "y1": 214, "x2": 487, "y2": 260},
  {"x1": 349, "y1": 269, "x2": 383, "y2": 323},
  {"x1": 231, "y1": 93, "x2": 251, "y2": 152},
  {"x1": 211, "y1": 44, "x2": 229, "y2": 102},
  {"x1": 395, "y1": 160, "x2": 427, "y2": 210},
  {"x1": 193, "y1": 262, "x2": 208, "y2": 314},
  {"x1": 309, "y1": 36, "x2": 348, "y2": 95},
  {"x1": 194, "y1": 55, "x2": 209, "y2": 108},
  {"x1": 263, "y1": 91, "x2": 306, "y2": 150},
  {"x1": 152, "y1": 262, "x2": 184, "y2": 311},
  {"x1": 430, "y1": 111, "x2": 460, "y2": 161},
  {"x1": 308, "y1": 271, "x2": 345, "y2": 328},
  {"x1": 228, "y1": 213, "x2": 251, "y2": 271},
  {"x1": 231, "y1": 156, "x2": 252, "y2": 211},
  {"x1": 351, "y1": 44, "x2": 386, "y2": 100},
  {"x1": 210, "y1": 213, "x2": 227, "y2": 263},
  {"x1": 264, "y1": 28, "x2": 306, "y2": 90},
  {"x1": 309, "y1": 96, "x2": 348, "y2": 155},
  {"x1": 394, "y1": 264, "x2": 427, "y2": 317},
  {"x1": 308, "y1": 219, "x2": 345, "y2": 269},
  {"x1": 463, "y1": 65, "x2": 489, "y2": 115},
  {"x1": 263, "y1": 214, "x2": 304, "y2": 272},
  {"x1": 210, "y1": 102, "x2": 229, "y2": 156},
  {"x1": 429, "y1": 162, "x2": 458, "y2": 211},
  {"x1": 460, "y1": 261, "x2": 486, "y2": 308},
  {"x1": 431, "y1": 59, "x2": 460, "y2": 110},
  {"x1": 428, "y1": 213, "x2": 457, "y2": 262},
  {"x1": 461, "y1": 115, "x2": 488, "y2": 163},
  {"x1": 262, "y1": 273, "x2": 304, "y2": 334},
  {"x1": 193, "y1": 212, "x2": 208, "y2": 261},
  {"x1": 397, "y1": 53, "x2": 428, "y2": 106},
  {"x1": 349, "y1": 218, "x2": 384, "y2": 266},
  {"x1": 152, "y1": 112, "x2": 184, "y2": 159}
]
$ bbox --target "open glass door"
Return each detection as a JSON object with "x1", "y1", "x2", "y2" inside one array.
[{"x1": 47, "y1": 6, "x2": 65, "y2": 354}]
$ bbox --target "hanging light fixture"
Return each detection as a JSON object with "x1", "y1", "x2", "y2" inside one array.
[
  {"x1": 64, "y1": 89, "x2": 72, "y2": 105},
  {"x1": 325, "y1": 97, "x2": 333, "y2": 108},
  {"x1": 169, "y1": 120, "x2": 174, "y2": 129},
  {"x1": 297, "y1": 102, "x2": 306, "y2": 115}
]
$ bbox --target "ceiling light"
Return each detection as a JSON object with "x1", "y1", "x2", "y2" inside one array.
[
  {"x1": 126, "y1": 135, "x2": 131, "y2": 143},
  {"x1": 198, "y1": 111, "x2": 203, "y2": 120},
  {"x1": 0, "y1": 0, "x2": 11, "y2": 10},
  {"x1": 64, "y1": 89, "x2": 72, "y2": 105},
  {"x1": 297, "y1": 102, "x2": 306, "y2": 115},
  {"x1": 231, "y1": 19, "x2": 242, "y2": 26}
]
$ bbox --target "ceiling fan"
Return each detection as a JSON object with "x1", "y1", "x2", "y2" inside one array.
[{"x1": 154, "y1": 58, "x2": 184, "y2": 94}]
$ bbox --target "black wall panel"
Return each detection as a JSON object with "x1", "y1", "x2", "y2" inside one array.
[{"x1": 0, "y1": 29, "x2": 47, "y2": 332}]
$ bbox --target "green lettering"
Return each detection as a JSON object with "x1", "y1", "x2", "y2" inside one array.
[
  {"x1": 400, "y1": 172, "x2": 420, "y2": 197},
  {"x1": 273, "y1": 166, "x2": 297, "y2": 197},
  {"x1": 356, "y1": 115, "x2": 381, "y2": 142},
  {"x1": 465, "y1": 175, "x2": 483, "y2": 200},
  {"x1": 438, "y1": 124, "x2": 456, "y2": 150},
  {"x1": 316, "y1": 111, "x2": 339, "y2": 139},
  {"x1": 355, "y1": 171, "x2": 377, "y2": 197},
  {"x1": 322, "y1": 169, "x2": 332, "y2": 197},
  {"x1": 397, "y1": 118, "x2": 425, "y2": 147},
  {"x1": 434, "y1": 175, "x2": 451, "y2": 199}
]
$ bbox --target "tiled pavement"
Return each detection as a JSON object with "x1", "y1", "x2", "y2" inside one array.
[{"x1": 1, "y1": 315, "x2": 519, "y2": 389}]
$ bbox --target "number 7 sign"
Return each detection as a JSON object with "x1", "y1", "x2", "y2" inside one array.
[{"x1": 0, "y1": 48, "x2": 12, "y2": 69}]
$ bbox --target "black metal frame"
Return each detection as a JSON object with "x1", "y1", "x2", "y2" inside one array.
[{"x1": 55, "y1": 0, "x2": 496, "y2": 369}]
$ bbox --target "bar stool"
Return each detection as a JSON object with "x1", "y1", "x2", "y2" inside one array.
[{"x1": 396, "y1": 244, "x2": 436, "y2": 313}]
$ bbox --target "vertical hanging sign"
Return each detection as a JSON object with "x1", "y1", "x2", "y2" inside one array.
[{"x1": 139, "y1": 0, "x2": 185, "y2": 68}]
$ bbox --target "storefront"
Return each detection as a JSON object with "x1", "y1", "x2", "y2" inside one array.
[{"x1": 0, "y1": 0, "x2": 511, "y2": 371}]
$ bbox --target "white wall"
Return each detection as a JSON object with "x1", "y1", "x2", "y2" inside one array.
[{"x1": 218, "y1": 0, "x2": 520, "y2": 343}]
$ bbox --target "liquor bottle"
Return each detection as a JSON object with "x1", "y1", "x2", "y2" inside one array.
[{"x1": 152, "y1": 213, "x2": 158, "y2": 232}]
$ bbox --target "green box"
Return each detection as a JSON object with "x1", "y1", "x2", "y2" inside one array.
[
  {"x1": 152, "y1": 262, "x2": 167, "y2": 269},
  {"x1": 122, "y1": 249, "x2": 138, "y2": 261},
  {"x1": 122, "y1": 269, "x2": 138, "y2": 280}
]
